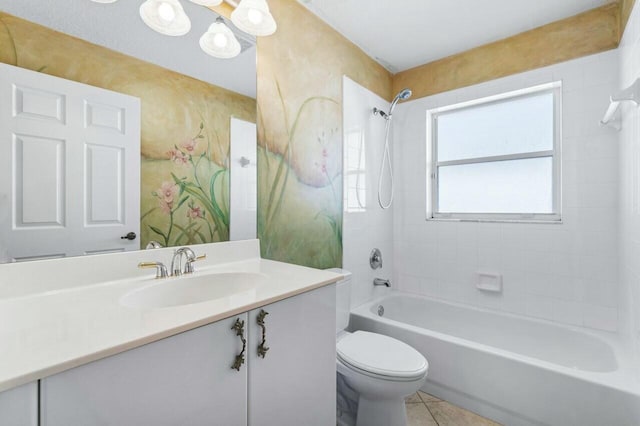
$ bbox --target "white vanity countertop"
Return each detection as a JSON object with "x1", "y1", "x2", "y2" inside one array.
[{"x1": 0, "y1": 240, "x2": 343, "y2": 393}]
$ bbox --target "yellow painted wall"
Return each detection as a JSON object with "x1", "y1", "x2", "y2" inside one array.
[
  {"x1": 393, "y1": 3, "x2": 620, "y2": 100},
  {"x1": 621, "y1": 0, "x2": 637, "y2": 38}
]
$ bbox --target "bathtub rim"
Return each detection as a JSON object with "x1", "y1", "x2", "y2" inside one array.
[{"x1": 350, "y1": 291, "x2": 640, "y2": 397}]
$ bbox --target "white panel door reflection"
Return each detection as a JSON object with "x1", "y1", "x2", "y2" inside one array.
[{"x1": 0, "y1": 63, "x2": 140, "y2": 262}]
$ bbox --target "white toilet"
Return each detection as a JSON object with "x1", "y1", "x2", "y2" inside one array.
[{"x1": 331, "y1": 269, "x2": 429, "y2": 426}]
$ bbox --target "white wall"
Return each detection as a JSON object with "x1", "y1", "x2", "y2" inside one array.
[
  {"x1": 342, "y1": 76, "x2": 393, "y2": 308},
  {"x1": 392, "y1": 50, "x2": 621, "y2": 332},
  {"x1": 619, "y1": 1, "x2": 640, "y2": 365}
]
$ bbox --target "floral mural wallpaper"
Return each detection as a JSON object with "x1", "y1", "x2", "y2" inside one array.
[
  {"x1": 256, "y1": 0, "x2": 392, "y2": 269},
  {"x1": 0, "y1": 11, "x2": 255, "y2": 249}
]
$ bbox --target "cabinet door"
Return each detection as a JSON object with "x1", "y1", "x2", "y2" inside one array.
[
  {"x1": 248, "y1": 285, "x2": 336, "y2": 426},
  {"x1": 0, "y1": 382, "x2": 38, "y2": 426},
  {"x1": 41, "y1": 315, "x2": 248, "y2": 426}
]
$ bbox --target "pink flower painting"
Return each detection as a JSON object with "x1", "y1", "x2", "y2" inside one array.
[
  {"x1": 181, "y1": 138, "x2": 198, "y2": 155},
  {"x1": 157, "y1": 182, "x2": 178, "y2": 215},
  {"x1": 168, "y1": 148, "x2": 188, "y2": 165},
  {"x1": 187, "y1": 205, "x2": 203, "y2": 219}
]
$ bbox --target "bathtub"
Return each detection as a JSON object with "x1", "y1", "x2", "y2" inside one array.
[{"x1": 349, "y1": 293, "x2": 640, "y2": 426}]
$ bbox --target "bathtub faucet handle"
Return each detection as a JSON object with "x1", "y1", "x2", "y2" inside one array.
[
  {"x1": 373, "y1": 278, "x2": 391, "y2": 287},
  {"x1": 370, "y1": 248, "x2": 383, "y2": 270}
]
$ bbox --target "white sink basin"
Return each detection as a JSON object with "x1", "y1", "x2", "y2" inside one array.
[{"x1": 120, "y1": 272, "x2": 266, "y2": 309}]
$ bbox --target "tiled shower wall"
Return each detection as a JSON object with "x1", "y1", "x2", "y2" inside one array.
[
  {"x1": 619, "y1": 0, "x2": 640, "y2": 364},
  {"x1": 392, "y1": 50, "x2": 621, "y2": 332},
  {"x1": 342, "y1": 76, "x2": 394, "y2": 309}
]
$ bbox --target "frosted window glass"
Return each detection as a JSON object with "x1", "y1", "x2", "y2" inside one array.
[
  {"x1": 437, "y1": 93, "x2": 554, "y2": 162},
  {"x1": 438, "y1": 157, "x2": 553, "y2": 214},
  {"x1": 344, "y1": 129, "x2": 366, "y2": 212}
]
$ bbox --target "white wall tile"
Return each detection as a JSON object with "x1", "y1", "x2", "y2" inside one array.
[
  {"x1": 619, "y1": 0, "x2": 640, "y2": 358},
  {"x1": 392, "y1": 49, "x2": 621, "y2": 332},
  {"x1": 343, "y1": 76, "x2": 395, "y2": 308},
  {"x1": 582, "y1": 304, "x2": 618, "y2": 332},
  {"x1": 552, "y1": 299, "x2": 583, "y2": 326}
]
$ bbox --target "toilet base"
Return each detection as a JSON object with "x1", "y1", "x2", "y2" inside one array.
[{"x1": 356, "y1": 396, "x2": 407, "y2": 426}]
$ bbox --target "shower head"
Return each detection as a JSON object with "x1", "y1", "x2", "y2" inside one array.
[
  {"x1": 389, "y1": 88, "x2": 412, "y2": 115},
  {"x1": 396, "y1": 88, "x2": 413, "y2": 101},
  {"x1": 372, "y1": 88, "x2": 412, "y2": 120}
]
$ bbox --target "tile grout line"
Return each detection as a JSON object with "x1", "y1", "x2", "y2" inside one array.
[{"x1": 423, "y1": 401, "x2": 440, "y2": 426}]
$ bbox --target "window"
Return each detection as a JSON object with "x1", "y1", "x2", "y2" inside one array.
[
  {"x1": 427, "y1": 82, "x2": 561, "y2": 222},
  {"x1": 344, "y1": 128, "x2": 366, "y2": 212}
]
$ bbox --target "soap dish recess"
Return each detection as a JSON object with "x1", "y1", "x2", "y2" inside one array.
[{"x1": 476, "y1": 271, "x2": 502, "y2": 293}]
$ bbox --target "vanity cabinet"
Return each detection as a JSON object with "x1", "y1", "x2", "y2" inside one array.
[
  {"x1": 248, "y1": 284, "x2": 336, "y2": 426},
  {"x1": 38, "y1": 284, "x2": 336, "y2": 426},
  {"x1": 0, "y1": 382, "x2": 38, "y2": 426},
  {"x1": 41, "y1": 315, "x2": 248, "y2": 426}
]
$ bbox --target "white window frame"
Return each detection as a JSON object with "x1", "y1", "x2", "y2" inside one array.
[{"x1": 426, "y1": 81, "x2": 562, "y2": 223}]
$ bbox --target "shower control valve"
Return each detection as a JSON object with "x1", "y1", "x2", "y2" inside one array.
[{"x1": 370, "y1": 248, "x2": 383, "y2": 270}]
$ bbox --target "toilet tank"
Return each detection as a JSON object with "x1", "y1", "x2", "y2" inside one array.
[{"x1": 326, "y1": 268, "x2": 352, "y2": 334}]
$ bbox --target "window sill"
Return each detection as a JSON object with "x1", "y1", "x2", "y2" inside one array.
[{"x1": 426, "y1": 217, "x2": 563, "y2": 225}]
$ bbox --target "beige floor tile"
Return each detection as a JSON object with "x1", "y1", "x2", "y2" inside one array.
[
  {"x1": 406, "y1": 402, "x2": 439, "y2": 426},
  {"x1": 405, "y1": 392, "x2": 423, "y2": 403},
  {"x1": 426, "y1": 401, "x2": 501, "y2": 426},
  {"x1": 418, "y1": 390, "x2": 442, "y2": 403}
]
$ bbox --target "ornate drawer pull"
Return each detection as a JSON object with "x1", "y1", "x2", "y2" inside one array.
[
  {"x1": 231, "y1": 318, "x2": 246, "y2": 371},
  {"x1": 257, "y1": 310, "x2": 270, "y2": 358}
]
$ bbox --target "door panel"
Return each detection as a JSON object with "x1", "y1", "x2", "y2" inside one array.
[{"x1": 0, "y1": 62, "x2": 140, "y2": 261}]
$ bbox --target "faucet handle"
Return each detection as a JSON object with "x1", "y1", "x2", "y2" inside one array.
[
  {"x1": 138, "y1": 261, "x2": 169, "y2": 279},
  {"x1": 184, "y1": 253, "x2": 206, "y2": 274}
]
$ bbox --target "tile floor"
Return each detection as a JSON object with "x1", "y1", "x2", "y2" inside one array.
[{"x1": 405, "y1": 391, "x2": 501, "y2": 426}]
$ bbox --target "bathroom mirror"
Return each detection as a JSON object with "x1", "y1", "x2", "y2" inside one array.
[{"x1": 0, "y1": 0, "x2": 257, "y2": 262}]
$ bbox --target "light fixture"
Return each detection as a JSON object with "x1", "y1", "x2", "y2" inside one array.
[
  {"x1": 231, "y1": 0, "x2": 276, "y2": 36},
  {"x1": 139, "y1": 0, "x2": 192, "y2": 36},
  {"x1": 91, "y1": 0, "x2": 275, "y2": 58},
  {"x1": 200, "y1": 17, "x2": 241, "y2": 59}
]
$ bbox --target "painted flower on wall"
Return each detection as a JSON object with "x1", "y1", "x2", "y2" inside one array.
[
  {"x1": 181, "y1": 138, "x2": 198, "y2": 155},
  {"x1": 157, "y1": 181, "x2": 179, "y2": 214},
  {"x1": 187, "y1": 203, "x2": 203, "y2": 219},
  {"x1": 143, "y1": 121, "x2": 230, "y2": 247},
  {"x1": 168, "y1": 148, "x2": 189, "y2": 165}
]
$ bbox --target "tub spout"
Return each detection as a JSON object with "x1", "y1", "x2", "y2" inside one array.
[{"x1": 373, "y1": 278, "x2": 391, "y2": 287}]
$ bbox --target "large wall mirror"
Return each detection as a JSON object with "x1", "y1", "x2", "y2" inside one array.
[{"x1": 0, "y1": 0, "x2": 257, "y2": 262}]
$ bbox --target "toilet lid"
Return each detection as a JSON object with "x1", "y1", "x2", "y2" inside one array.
[{"x1": 337, "y1": 331, "x2": 428, "y2": 379}]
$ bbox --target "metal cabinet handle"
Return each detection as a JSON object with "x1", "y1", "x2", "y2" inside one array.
[
  {"x1": 231, "y1": 318, "x2": 246, "y2": 371},
  {"x1": 257, "y1": 310, "x2": 270, "y2": 358},
  {"x1": 121, "y1": 232, "x2": 137, "y2": 240}
]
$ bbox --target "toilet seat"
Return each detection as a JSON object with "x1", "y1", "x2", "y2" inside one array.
[{"x1": 337, "y1": 331, "x2": 428, "y2": 380}]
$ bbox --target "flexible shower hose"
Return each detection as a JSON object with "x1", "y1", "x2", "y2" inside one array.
[{"x1": 378, "y1": 117, "x2": 393, "y2": 209}]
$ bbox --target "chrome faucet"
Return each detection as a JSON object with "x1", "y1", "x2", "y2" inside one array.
[
  {"x1": 138, "y1": 247, "x2": 206, "y2": 279},
  {"x1": 171, "y1": 247, "x2": 196, "y2": 277},
  {"x1": 170, "y1": 247, "x2": 207, "y2": 276},
  {"x1": 145, "y1": 240, "x2": 163, "y2": 249},
  {"x1": 373, "y1": 278, "x2": 391, "y2": 287}
]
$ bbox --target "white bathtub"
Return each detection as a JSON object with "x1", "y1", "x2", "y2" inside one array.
[{"x1": 350, "y1": 293, "x2": 640, "y2": 426}]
